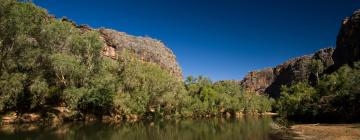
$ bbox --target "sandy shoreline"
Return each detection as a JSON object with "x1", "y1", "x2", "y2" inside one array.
[{"x1": 288, "y1": 124, "x2": 360, "y2": 140}]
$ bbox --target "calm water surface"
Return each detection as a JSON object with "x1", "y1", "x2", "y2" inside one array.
[{"x1": 0, "y1": 117, "x2": 280, "y2": 140}]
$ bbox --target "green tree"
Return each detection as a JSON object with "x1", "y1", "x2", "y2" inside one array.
[
  {"x1": 316, "y1": 62, "x2": 360, "y2": 121},
  {"x1": 276, "y1": 82, "x2": 318, "y2": 119},
  {"x1": 309, "y1": 59, "x2": 324, "y2": 84},
  {"x1": 0, "y1": 73, "x2": 26, "y2": 111}
]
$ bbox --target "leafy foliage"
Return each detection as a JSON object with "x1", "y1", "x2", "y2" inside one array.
[
  {"x1": 113, "y1": 52, "x2": 186, "y2": 117},
  {"x1": 276, "y1": 62, "x2": 360, "y2": 122},
  {"x1": 183, "y1": 77, "x2": 274, "y2": 117},
  {"x1": 276, "y1": 82, "x2": 318, "y2": 120}
]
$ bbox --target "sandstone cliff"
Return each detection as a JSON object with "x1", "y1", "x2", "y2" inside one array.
[
  {"x1": 241, "y1": 9, "x2": 360, "y2": 97},
  {"x1": 240, "y1": 68, "x2": 274, "y2": 94},
  {"x1": 76, "y1": 24, "x2": 183, "y2": 80},
  {"x1": 98, "y1": 29, "x2": 183, "y2": 80},
  {"x1": 240, "y1": 48, "x2": 334, "y2": 97}
]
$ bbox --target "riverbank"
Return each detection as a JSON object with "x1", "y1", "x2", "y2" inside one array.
[
  {"x1": 284, "y1": 124, "x2": 360, "y2": 140},
  {"x1": 0, "y1": 107, "x2": 279, "y2": 124}
]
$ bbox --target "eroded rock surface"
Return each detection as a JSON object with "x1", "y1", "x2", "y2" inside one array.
[
  {"x1": 240, "y1": 68, "x2": 274, "y2": 93},
  {"x1": 98, "y1": 29, "x2": 183, "y2": 80},
  {"x1": 241, "y1": 48, "x2": 334, "y2": 97}
]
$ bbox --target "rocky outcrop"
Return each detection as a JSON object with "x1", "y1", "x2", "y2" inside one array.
[
  {"x1": 313, "y1": 47, "x2": 335, "y2": 68},
  {"x1": 240, "y1": 68, "x2": 274, "y2": 93},
  {"x1": 264, "y1": 49, "x2": 334, "y2": 97},
  {"x1": 98, "y1": 29, "x2": 183, "y2": 80},
  {"x1": 333, "y1": 9, "x2": 360, "y2": 68},
  {"x1": 241, "y1": 48, "x2": 334, "y2": 97}
]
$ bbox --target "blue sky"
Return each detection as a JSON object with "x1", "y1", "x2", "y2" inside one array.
[{"x1": 33, "y1": 0, "x2": 360, "y2": 81}]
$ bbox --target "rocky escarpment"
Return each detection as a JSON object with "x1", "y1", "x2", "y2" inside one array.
[
  {"x1": 266, "y1": 48, "x2": 335, "y2": 97},
  {"x1": 241, "y1": 48, "x2": 334, "y2": 97},
  {"x1": 241, "y1": 9, "x2": 360, "y2": 97},
  {"x1": 98, "y1": 29, "x2": 183, "y2": 80},
  {"x1": 76, "y1": 24, "x2": 183, "y2": 80},
  {"x1": 333, "y1": 9, "x2": 360, "y2": 68}
]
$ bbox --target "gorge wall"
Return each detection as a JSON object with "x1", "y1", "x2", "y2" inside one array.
[
  {"x1": 333, "y1": 9, "x2": 360, "y2": 69},
  {"x1": 240, "y1": 48, "x2": 334, "y2": 97},
  {"x1": 241, "y1": 9, "x2": 360, "y2": 97}
]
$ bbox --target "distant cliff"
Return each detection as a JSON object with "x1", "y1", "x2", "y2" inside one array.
[
  {"x1": 241, "y1": 48, "x2": 334, "y2": 97},
  {"x1": 76, "y1": 24, "x2": 183, "y2": 80},
  {"x1": 241, "y1": 9, "x2": 360, "y2": 97}
]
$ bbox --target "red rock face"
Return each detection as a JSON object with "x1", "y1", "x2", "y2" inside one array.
[
  {"x1": 240, "y1": 68, "x2": 274, "y2": 93},
  {"x1": 98, "y1": 35, "x2": 117, "y2": 59}
]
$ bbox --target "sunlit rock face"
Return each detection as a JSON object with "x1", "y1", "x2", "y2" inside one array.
[
  {"x1": 98, "y1": 29, "x2": 183, "y2": 80},
  {"x1": 240, "y1": 68, "x2": 274, "y2": 94},
  {"x1": 265, "y1": 48, "x2": 334, "y2": 97},
  {"x1": 333, "y1": 9, "x2": 360, "y2": 68}
]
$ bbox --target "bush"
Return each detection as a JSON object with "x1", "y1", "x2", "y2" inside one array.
[
  {"x1": 183, "y1": 76, "x2": 274, "y2": 117},
  {"x1": 276, "y1": 82, "x2": 318, "y2": 119},
  {"x1": 316, "y1": 62, "x2": 360, "y2": 121},
  {"x1": 113, "y1": 54, "x2": 186, "y2": 117},
  {"x1": 276, "y1": 62, "x2": 360, "y2": 122},
  {"x1": 78, "y1": 88, "x2": 115, "y2": 115},
  {"x1": 0, "y1": 73, "x2": 26, "y2": 111}
]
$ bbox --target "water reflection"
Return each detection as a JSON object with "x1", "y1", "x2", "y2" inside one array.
[{"x1": 0, "y1": 117, "x2": 279, "y2": 140}]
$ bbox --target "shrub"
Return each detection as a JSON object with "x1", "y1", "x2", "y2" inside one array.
[
  {"x1": 0, "y1": 73, "x2": 26, "y2": 111},
  {"x1": 276, "y1": 82, "x2": 318, "y2": 119},
  {"x1": 276, "y1": 62, "x2": 360, "y2": 122}
]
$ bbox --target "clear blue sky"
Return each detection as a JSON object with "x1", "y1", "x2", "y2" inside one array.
[{"x1": 33, "y1": 0, "x2": 360, "y2": 81}]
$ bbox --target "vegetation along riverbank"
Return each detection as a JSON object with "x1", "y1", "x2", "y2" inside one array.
[
  {"x1": 0, "y1": 0, "x2": 274, "y2": 124},
  {"x1": 0, "y1": 1, "x2": 360, "y2": 134}
]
